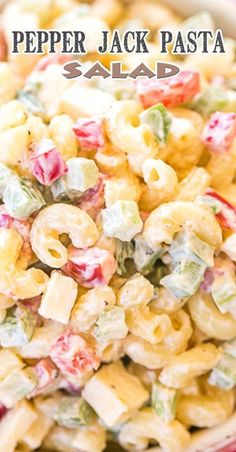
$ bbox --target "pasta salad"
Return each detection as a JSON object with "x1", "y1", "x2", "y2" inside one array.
[{"x1": 0, "y1": 1, "x2": 235, "y2": 451}]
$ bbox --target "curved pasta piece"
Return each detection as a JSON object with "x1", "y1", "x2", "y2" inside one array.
[
  {"x1": 143, "y1": 201, "x2": 222, "y2": 249},
  {"x1": 123, "y1": 310, "x2": 192, "y2": 369},
  {"x1": 30, "y1": 204, "x2": 99, "y2": 267},
  {"x1": 164, "y1": 310, "x2": 193, "y2": 354},
  {"x1": 188, "y1": 292, "x2": 236, "y2": 340},
  {"x1": 119, "y1": 407, "x2": 190, "y2": 452},
  {"x1": 0, "y1": 229, "x2": 48, "y2": 299},
  {"x1": 123, "y1": 334, "x2": 173, "y2": 369},
  {"x1": 177, "y1": 384, "x2": 235, "y2": 428},
  {"x1": 159, "y1": 343, "x2": 221, "y2": 389},
  {"x1": 163, "y1": 108, "x2": 204, "y2": 177},
  {"x1": 140, "y1": 159, "x2": 178, "y2": 211},
  {"x1": 105, "y1": 100, "x2": 159, "y2": 156}
]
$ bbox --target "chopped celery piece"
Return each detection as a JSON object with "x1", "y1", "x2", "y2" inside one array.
[
  {"x1": 66, "y1": 158, "x2": 99, "y2": 192},
  {"x1": 3, "y1": 176, "x2": 45, "y2": 219},
  {"x1": 196, "y1": 194, "x2": 222, "y2": 214},
  {"x1": 17, "y1": 83, "x2": 46, "y2": 119},
  {"x1": 0, "y1": 163, "x2": 16, "y2": 197},
  {"x1": 180, "y1": 11, "x2": 214, "y2": 32},
  {"x1": 140, "y1": 103, "x2": 172, "y2": 144},
  {"x1": 93, "y1": 306, "x2": 128, "y2": 343},
  {"x1": 211, "y1": 272, "x2": 236, "y2": 318},
  {"x1": 208, "y1": 353, "x2": 236, "y2": 390},
  {"x1": 223, "y1": 339, "x2": 236, "y2": 359},
  {"x1": 0, "y1": 305, "x2": 36, "y2": 347},
  {"x1": 169, "y1": 231, "x2": 214, "y2": 267},
  {"x1": 51, "y1": 157, "x2": 99, "y2": 201},
  {"x1": 190, "y1": 87, "x2": 236, "y2": 117},
  {"x1": 54, "y1": 396, "x2": 95, "y2": 428},
  {"x1": 147, "y1": 264, "x2": 169, "y2": 287},
  {"x1": 151, "y1": 381, "x2": 178, "y2": 421},
  {"x1": 160, "y1": 259, "x2": 206, "y2": 299},
  {"x1": 102, "y1": 200, "x2": 143, "y2": 241},
  {"x1": 116, "y1": 240, "x2": 134, "y2": 276},
  {"x1": 0, "y1": 367, "x2": 37, "y2": 408},
  {"x1": 50, "y1": 177, "x2": 69, "y2": 202},
  {"x1": 133, "y1": 235, "x2": 164, "y2": 275}
]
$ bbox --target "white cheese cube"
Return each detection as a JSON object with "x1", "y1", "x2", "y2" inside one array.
[
  {"x1": 39, "y1": 271, "x2": 78, "y2": 324},
  {"x1": 82, "y1": 361, "x2": 149, "y2": 427},
  {"x1": 0, "y1": 400, "x2": 37, "y2": 452}
]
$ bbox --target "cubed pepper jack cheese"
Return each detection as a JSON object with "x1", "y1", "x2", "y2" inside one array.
[
  {"x1": 19, "y1": 320, "x2": 65, "y2": 359},
  {"x1": 0, "y1": 349, "x2": 23, "y2": 380},
  {"x1": 39, "y1": 271, "x2": 78, "y2": 324},
  {"x1": 0, "y1": 100, "x2": 28, "y2": 133},
  {"x1": 0, "y1": 367, "x2": 37, "y2": 408},
  {"x1": 0, "y1": 125, "x2": 29, "y2": 166},
  {"x1": 72, "y1": 422, "x2": 106, "y2": 452},
  {"x1": 82, "y1": 361, "x2": 149, "y2": 427},
  {"x1": 0, "y1": 63, "x2": 19, "y2": 106},
  {"x1": 222, "y1": 234, "x2": 236, "y2": 261},
  {"x1": 0, "y1": 400, "x2": 38, "y2": 452},
  {"x1": 22, "y1": 411, "x2": 54, "y2": 450},
  {"x1": 117, "y1": 273, "x2": 154, "y2": 309},
  {"x1": 60, "y1": 85, "x2": 115, "y2": 120}
]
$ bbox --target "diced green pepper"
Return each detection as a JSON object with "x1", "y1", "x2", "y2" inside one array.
[{"x1": 140, "y1": 103, "x2": 172, "y2": 144}]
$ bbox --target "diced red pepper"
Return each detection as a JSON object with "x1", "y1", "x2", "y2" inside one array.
[
  {"x1": 63, "y1": 246, "x2": 117, "y2": 288},
  {"x1": 218, "y1": 440, "x2": 236, "y2": 452},
  {"x1": 202, "y1": 112, "x2": 236, "y2": 153},
  {"x1": 200, "y1": 268, "x2": 216, "y2": 293},
  {"x1": 76, "y1": 174, "x2": 106, "y2": 220},
  {"x1": 50, "y1": 330, "x2": 100, "y2": 377},
  {"x1": 0, "y1": 403, "x2": 7, "y2": 420},
  {"x1": 200, "y1": 266, "x2": 226, "y2": 293},
  {"x1": 30, "y1": 138, "x2": 68, "y2": 186},
  {"x1": 0, "y1": 212, "x2": 12, "y2": 228},
  {"x1": 0, "y1": 30, "x2": 7, "y2": 62},
  {"x1": 73, "y1": 118, "x2": 105, "y2": 151},
  {"x1": 60, "y1": 379, "x2": 82, "y2": 395},
  {"x1": 20, "y1": 296, "x2": 43, "y2": 327},
  {"x1": 211, "y1": 75, "x2": 226, "y2": 88},
  {"x1": 136, "y1": 70, "x2": 200, "y2": 108},
  {"x1": 34, "y1": 54, "x2": 72, "y2": 71},
  {"x1": 205, "y1": 188, "x2": 236, "y2": 231},
  {"x1": 28, "y1": 357, "x2": 59, "y2": 398}
]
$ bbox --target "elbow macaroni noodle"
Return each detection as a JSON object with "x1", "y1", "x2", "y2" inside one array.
[
  {"x1": 0, "y1": 1, "x2": 235, "y2": 451},
  {"x1": 30, "y1": 203, "x2": 99, "y2": 267}
]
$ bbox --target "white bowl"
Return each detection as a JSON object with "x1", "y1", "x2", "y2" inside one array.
[{"x1": 164, "y1": 0, "x2": 236, "y2": 39}]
